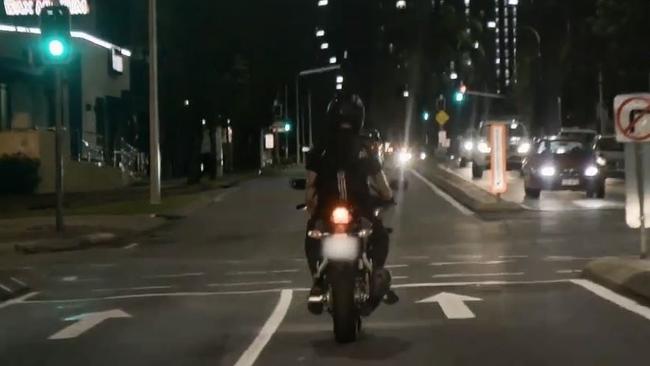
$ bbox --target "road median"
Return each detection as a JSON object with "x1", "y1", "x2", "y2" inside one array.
[
  {"x1": 415, "y1": 164, "x2": 523, "y2": 213},
  {"x1": 583, "y1": 257, "x2": 650, "y2": 301}
]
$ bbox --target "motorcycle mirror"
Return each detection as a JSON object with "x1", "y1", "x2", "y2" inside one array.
[
  {"x1": 290, "y1": 178, "x2": 306, "y2": 190},
  {"x1": 296, "y1": 203, "x2": 307, "y2": 210}
]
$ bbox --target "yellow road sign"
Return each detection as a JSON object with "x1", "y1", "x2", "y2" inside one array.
[{"x1": 436, "y1": 110, "x2": 450, "y2": 126}]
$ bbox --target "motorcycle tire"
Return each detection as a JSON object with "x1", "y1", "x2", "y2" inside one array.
[{"x1": 330, "y1": 271, "x2": 360, "y2": 343}]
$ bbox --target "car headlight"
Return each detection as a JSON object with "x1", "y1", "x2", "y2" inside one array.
[
  {"x1": 419, "y1": 152, "x2": 427, "y2": 160},
  {"x1": 463, "y1": 141, "x2": 474, "y2": 151},
  {"x1": 477, "y1": 141, "x2": 491, "y2": 154},
  {"x1": 517, "y1": 142, "x2": 531, "y2": 154},
  {"x1": 540, "y1": 165, "x2": 556, "y2": 177},
  {"x1": 397, "y1": 151, "x2": 413, "y2": 164},
  {"x1": 584, "y1": 165, "x2": 599, "y2": 177},
  {"x1": 596, "y1": 156, "x2": 607, "y2": 166}
]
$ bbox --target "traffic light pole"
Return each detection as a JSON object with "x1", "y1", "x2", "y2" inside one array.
[{"x1": 54, "y1": 67, "x2": 64, "y2": 232}]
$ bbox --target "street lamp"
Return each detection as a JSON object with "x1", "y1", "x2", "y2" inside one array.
[
  {"x1": 315, "y1": 29, "x2": 325, "y2": 37},
  {"x1": 329, "y1": 56, "x2": 337, "y2": 64},
  {"x1": 318, "y1": 0, "x2": 328, "y2": 6},
  {"x1": 320, "y1": 42, "x2": 329, "y2": 50},
  {"x1": 450, "y1": 72, "x2": 458, "y2": 80}
]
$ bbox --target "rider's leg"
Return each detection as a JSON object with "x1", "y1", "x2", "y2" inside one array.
[{"x1": 305, "y1": 219, "x2": 324, "y2": 314}]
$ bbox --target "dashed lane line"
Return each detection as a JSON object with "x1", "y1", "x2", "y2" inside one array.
[
  {"x1": 207, "y1": 281, "x2": 292, "y2": 288},
  {"x1": 430, "y1": 260, "x2": 515, "y2": 266},
  {"x1": 143, "y1": 272, "x2": 205, "y2": 279},
  {"x1": 432, "y1": 272, "x2": 525, "y2": 279},
  {"x1": 92, "y1": 286, "x2": 173, "y2": 293}
]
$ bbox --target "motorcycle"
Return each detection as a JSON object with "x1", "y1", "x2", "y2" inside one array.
[{"x1": 298, "y1": 198, "x2": 397, "y2": 343}]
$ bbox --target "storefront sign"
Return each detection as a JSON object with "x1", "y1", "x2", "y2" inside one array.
[{"x1": 4, "y1": 0, "x2": 90, "y2": 16}]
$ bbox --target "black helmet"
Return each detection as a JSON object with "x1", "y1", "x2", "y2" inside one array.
[{"x1": 326, "y1": 93, "x2": 365, "y2": 134}]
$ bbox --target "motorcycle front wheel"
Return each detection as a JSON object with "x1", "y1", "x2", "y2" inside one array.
[{"x1": 329, "y1": 266, "x2": 360, "y2": 343}]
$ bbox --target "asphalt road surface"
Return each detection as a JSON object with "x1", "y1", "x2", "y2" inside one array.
[
  {"x1": 445, "y1": 164, "x2": 626, "y2": 211},
  {"x1": 1, "y1": 169, "x2": 649, "y2": 366}
]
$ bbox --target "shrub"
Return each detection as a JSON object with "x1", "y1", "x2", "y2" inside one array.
[{"x1": 0, "y1": 154, "x2": 41, "y2": 194}]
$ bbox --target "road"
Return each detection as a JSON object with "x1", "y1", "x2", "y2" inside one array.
[
  {"x1": 1, "y1": 169, "x2": 649, "y2": 365},
  {"x1": 444, "y1": 164, "x2": 626, "y2": 211}
]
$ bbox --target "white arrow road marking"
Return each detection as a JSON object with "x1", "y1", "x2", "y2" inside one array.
[
  {"x1": 49, "y1": 309, "x2": 131, "y2": 340},
  {"x1": 417, "y1": 292, "x2": 483, "y2": 319}
]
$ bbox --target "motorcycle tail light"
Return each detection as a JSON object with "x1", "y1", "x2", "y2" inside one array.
[{"x1": 331, "y1": 207, "x2": 351, "y2": 225}]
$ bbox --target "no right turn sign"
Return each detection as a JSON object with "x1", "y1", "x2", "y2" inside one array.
[{"x1": 614, "y1": 94, "x2": 650, "y2": 143}]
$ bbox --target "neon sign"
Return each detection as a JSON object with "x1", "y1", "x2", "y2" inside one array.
[{"x1": 4, "y1": 0, "x2": 90, "y2": 16}]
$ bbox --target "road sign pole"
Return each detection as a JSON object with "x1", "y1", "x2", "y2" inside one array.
[
  {"x1": 54, "y1": 67, "x2": 64, "y2": 232},
  {"x1": 635, "y1": 143, "x2": 647, "y2": 259}
]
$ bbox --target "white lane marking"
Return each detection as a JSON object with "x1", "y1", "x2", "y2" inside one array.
[
  {"x1": 10, "y1": 277, "x2": 27, "y2": 287},
  {"x1": 416, "y1": 292, "x2": 483, "y2": 319},
  {"x1": 143, "y1": 272, "x2": 204, "y2": 279},
  {"x1": 393, "y1": 279, "x2": 571, "y2": 288},
  {"x1": 0, "y1": 292, "x2": 39, "y2": 310},
  {"x1": 448, "y1": 254, "x2": 483, "y2": 260},
  {"x1": 571, "y1": 279, "x2": 650, "y2": 321},
  {"x1": 0, "y1": 283, "x2": 12, "y2": 292},
  {"x1": 401, "y1": 255, "x2": 429, "y2": 260},
  {"x1": 234, "y1": 289, "x2": 293, "y2": 366},
  {"x1": 207, "y1": 281, "x2": 292, "y2": 288},
  {"x1": 49, "y1": 309, "x2": 132, "y2": 340},
  {"x1": 410, "y1": 169, "x2": 474, "y2": 216},
  {"x1": 92, "y1": 286, "x2": 173, "y2": 293},
  {"x1": 544, "y1": 256, "x2": 601, "y2": 262},
  {"x1": 89, "y1": 263, "x2": 116, "y2": 268},
  {"x1": 227, "y1": 269, "x2": 300, "y2": 276},
  {"x1": 430, "y1": 260, "x2": 515, "y2": 266},
  {"x1": 392, "y1": 276, "x2": 409, "y2": 280},
  {"x1": 432, "y1": 272, "x2": 525, "y2": 279},
  {"x1": 123, "y1": 243, "x2": 139, "y2": 250},
  {"x1": 556, "y1": 269, "x2": 582, "y2": 274},
  {"x1": 18, "y1": 279, "x2": 576, "y2": 305},
  {"x1": 385, "y1": 264, "x2": 409, "y2": 269},
  {"x1": 271, "y1": 269, "x2": 300, "y2": 274},
  {"x1": 499, "y1": 255, "x2": 528, "y2": 259},
  {"x1": 62, "y1": 276, "x2": 78, "y2": 282},
  {"x1": 22, "y1": 288, "x2": 297, "y2": 304}
]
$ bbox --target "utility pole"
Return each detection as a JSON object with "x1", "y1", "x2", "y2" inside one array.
[
  {"x1": 308, "y1": 90, "x2": 313, "y2": 147},
  {"x1": 598, "y1": 69, "x2": 606, "y2": 134},
  {"x1": 54, "y1": 68, "x2": 64, "y2": 232},
  {"x1": 149, "y1": 0, "x2": 161, "y2": 204},
  {"x1": 295, "y1": 77, "x2": 301, "y2": 164}
]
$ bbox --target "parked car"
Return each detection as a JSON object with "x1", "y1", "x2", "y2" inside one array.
[
  {"x1": 522, "y1": 137, "x2": 605, "y2": 199},
  {"x1": 463, "y1": 120, "x2": 532, "y2": 179},
  {"x1": 593, "y1": 135, "x2": 624, "y2": 179}
]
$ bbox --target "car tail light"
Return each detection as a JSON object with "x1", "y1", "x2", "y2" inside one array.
[{"x1": 331, "y1": 207, "x2": 351, "y2": 225}]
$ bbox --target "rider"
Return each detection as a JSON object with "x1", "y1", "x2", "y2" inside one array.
[{"x1": 304, "y1": 92, "x2": 394, "y2": 314}]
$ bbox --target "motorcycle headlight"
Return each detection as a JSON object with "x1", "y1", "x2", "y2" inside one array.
[
  {"x1": 517, "y1": 142, "x2": 531, "y2": 154},
  {"x1": 540, "y1": 165, "x2": 556, "y2": 177},
  {"x1": 584, "y1": 165, "x2": 599, "y2": 177},
  {"x1": 596, "y1": 156, "x2": 607, "y2": 166},
  {"x1": 419, "y1": 152, "x2": 427, "y2": 160},
  {"x1": 477, "y1": 141, "x2": 491, "y2": 154},
  {"x1": 463, "y1": 141, "x2": 474, "y2": 151}
]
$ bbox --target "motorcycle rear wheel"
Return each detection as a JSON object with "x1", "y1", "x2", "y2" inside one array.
[{"x1": 330, "y1": 274, "x2": 360, "y2": 343}]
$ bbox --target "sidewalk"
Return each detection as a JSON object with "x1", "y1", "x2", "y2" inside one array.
[
  {"x1": 584, "y1": 257, "x2": 650, "y2": 301},
  {"x1": 0, "y1": 172, "x2": 256, "y2": 256}
]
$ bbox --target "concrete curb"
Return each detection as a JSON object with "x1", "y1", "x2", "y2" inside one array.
[
  {"x1": 0, "y1": 276, "x2": 30, "y2": 302},
  {"x1": 583, "y1": 257, "x2": 650, "y2": 301},
  {"x1": 416, "y1": 165, "x2": 523, "y2": 213},
  {"x1": 14, "y1": 232, "x2": 120, "y2": 254}
]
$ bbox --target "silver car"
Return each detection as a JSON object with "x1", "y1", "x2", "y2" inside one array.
[{"x1": 593, "y1": 135, "x2": 624, "y2": 179}]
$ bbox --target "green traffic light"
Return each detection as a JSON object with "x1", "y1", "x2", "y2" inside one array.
[
  {"x1": 455, "y1": 92, "x2": 465, "y2": 102},
  {"x1": 48, "y1": 39, "x2": 65, "y2": 57},
  {"x1": 285, "y1": 123, "x2": 291, "y2": 132}
]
